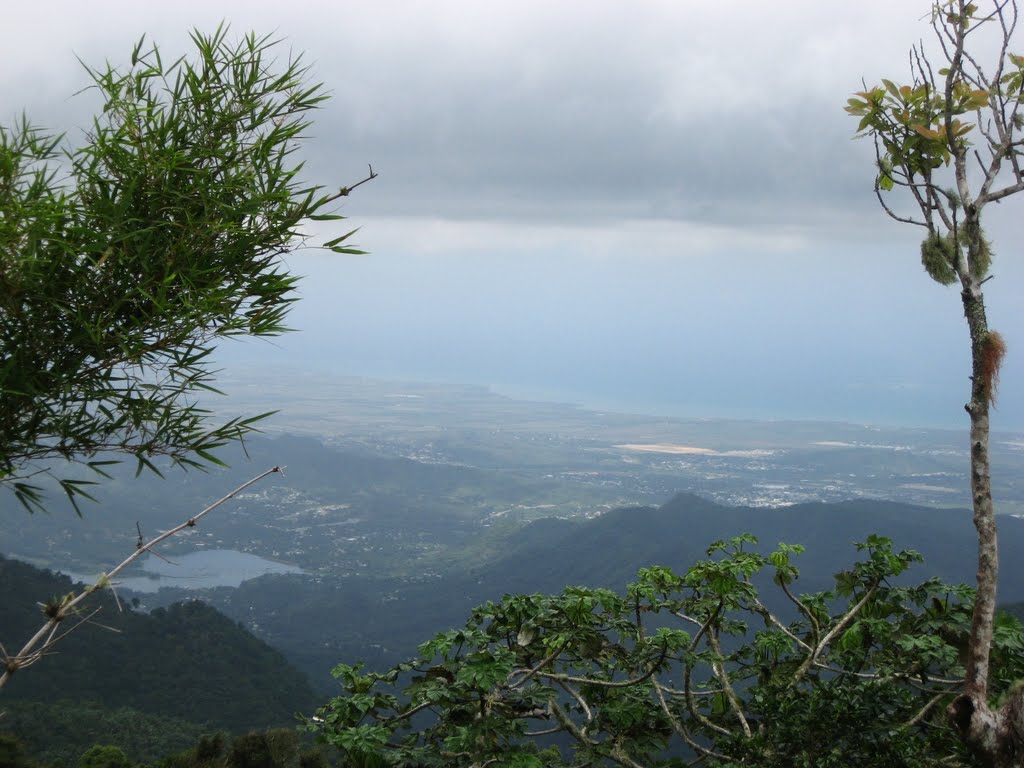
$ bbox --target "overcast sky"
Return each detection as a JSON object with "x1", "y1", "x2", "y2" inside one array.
[{"x1": 5, "y1": 1, "x2": 1023, "y2": 429}]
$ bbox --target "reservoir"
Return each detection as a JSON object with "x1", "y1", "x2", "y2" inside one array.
[{"x1": 66, "y1": 549, "x2": 304, "y2": 593}]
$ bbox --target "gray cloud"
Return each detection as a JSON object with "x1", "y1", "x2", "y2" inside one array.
[{"x1": 5, "y1": 1, "x2": 938, "y2": 235}]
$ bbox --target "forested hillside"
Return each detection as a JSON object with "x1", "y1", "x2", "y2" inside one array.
[
  {"x1": 0, "y1": 557, "x2": 319, "y2": 762},
  {"x1": 0, "y1": 701, "x2": 206, "y2": 766}
]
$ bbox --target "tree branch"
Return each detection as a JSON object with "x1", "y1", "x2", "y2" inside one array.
[
  {"x1": 792, "y1": 584, "x2": 878, "y2": 683},
  {"x1": 507, "y1": 639, "x2": 569, "y2": 689},
  {"x1": 978, "y1": 178, "x2": 1024, "y2": 204},
  {"x1": 535, "y1": 641, "x2": 668, "y2": 690},
  {"x1": 706, "y1": 631, "x2": 751, "y2": 738},
  {"x1": 653, "y1": 678, "x2": 733, "y2": 763},
  {"x1": 750, "y1": 597, "x2": 812, "y2": 653},
  {"x1": 322, "y1": 165, "x2": 378, "y2": 205}
]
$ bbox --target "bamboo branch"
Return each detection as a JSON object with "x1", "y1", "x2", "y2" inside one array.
[
  {"x1": 323, "y1": 165, "x2": 378, "y2": 204},
  {"x1": 0, "y1": 466, "x2": 283, "y2": 690}
]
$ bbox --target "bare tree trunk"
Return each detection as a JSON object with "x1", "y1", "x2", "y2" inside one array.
[
  {"x1": 949, "y1": 283, "x2": 998, "y2": 761},
  {"x1": 949, "y1": 275, "x2": 1022, "y2": 767}
]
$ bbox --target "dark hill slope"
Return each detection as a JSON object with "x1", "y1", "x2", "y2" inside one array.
[
  {"x1": 474, "y1": 494, "x2": 1024, "y2": 598},
  {"x1": 0, "y1": 556, "x2": 318, "y2": 731}
]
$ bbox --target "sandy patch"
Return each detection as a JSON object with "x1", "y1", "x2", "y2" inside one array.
[
  {"x1": 900, "y1": 483, "x2": 959, "y2": 494},
  {"x1": 615, "y1": 443, "x2": 715, "y2": 455}
]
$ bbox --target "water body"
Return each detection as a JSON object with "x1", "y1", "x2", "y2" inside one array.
[{"x1": 66, "y1": 549, "x2": 303, "y2": 594}]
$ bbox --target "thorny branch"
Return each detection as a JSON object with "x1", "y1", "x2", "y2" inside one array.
[{"x1": 323, "y1": 165, "x2": 378, "y2": 206}]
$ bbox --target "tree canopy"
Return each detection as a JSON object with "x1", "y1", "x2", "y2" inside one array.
[{"x1": 0, "y1": 26, "x2": 371, "y2": 512}]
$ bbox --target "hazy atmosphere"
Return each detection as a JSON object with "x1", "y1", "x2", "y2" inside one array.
[
  {"x1": 6, "y1": 0, "x2": 1023, "y2": 428},
  {"x1": 8, "y1": 3, "x2": 1024, "y2": 763}
]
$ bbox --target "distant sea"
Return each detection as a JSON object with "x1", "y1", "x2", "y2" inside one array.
[{"x1": 224, "y1": 353, "x2": 994, "y2": 431}]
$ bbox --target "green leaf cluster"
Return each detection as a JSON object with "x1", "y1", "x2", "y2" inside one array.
[
  {"x1": 844, "y1": 0, "x2": 1006, "y2": 198},
  {"x1": 845, "y1": 79, "x2": 976, "y2": 188}
]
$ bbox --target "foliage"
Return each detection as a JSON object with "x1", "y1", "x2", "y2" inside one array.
[
  {"x1": 311, "y1": 536, "x2": 1024, "y2": 767},
  {"x1": 0, "y1": 26, "x2": 367, "y2": 512},
  {"x1": 124, "y1": 491, "x2": 1024, "y2": 696},
  {"x1": 0, "y1": 698, "x2": 204, "y2": 767},
  {"x1": 6, "y1": 728, "x2": 330, "y2": 768},
  {"x1": 0, "y1": 734, "x2": 42, "y2": 768},
  {"x1": 79, "y1": 744, "x2": 133, "y2": 768},
  {"x1": 160, "y1": 728, "x2": 329, "y2": 768}
]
